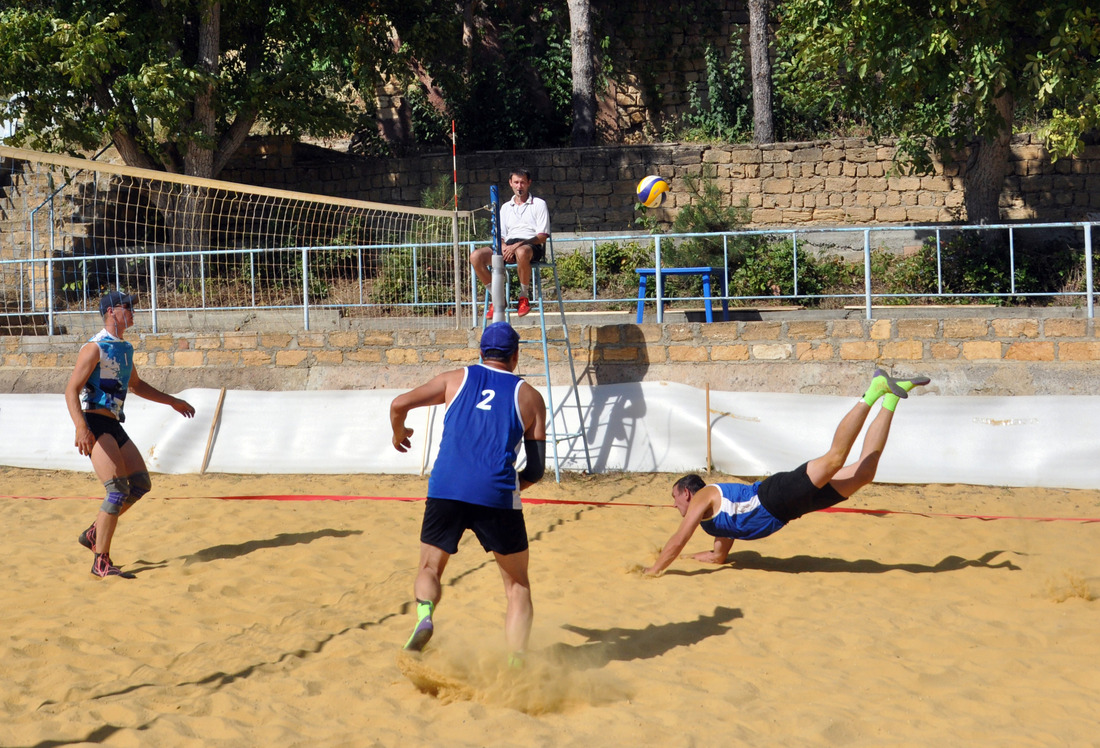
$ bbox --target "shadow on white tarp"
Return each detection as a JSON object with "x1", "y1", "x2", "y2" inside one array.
[{"x1": 1, "y1": 384, "x2": 1096, "y2": 489}]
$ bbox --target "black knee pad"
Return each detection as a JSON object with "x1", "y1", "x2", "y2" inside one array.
[
  {"x1": 126, "y1": 471, "x2": 152, "y2": 504},
  {"x1": 100, "y1": 477, "x2": 131, "y2": 515}
]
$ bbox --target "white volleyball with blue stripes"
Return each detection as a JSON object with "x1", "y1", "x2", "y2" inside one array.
[{"x1": 636, "y1": 175, "x2": 669, "y2": 208}]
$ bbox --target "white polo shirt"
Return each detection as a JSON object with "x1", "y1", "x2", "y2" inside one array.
[{"x1": 500, "y1": 194, "x2": 550, "y2": 242}]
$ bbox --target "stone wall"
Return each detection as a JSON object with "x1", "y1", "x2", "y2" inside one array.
[
  {"x1": 6, "y1": 314, "x2": 1098, "y2": 397},
  {"x1": 222, "y1": 135, "x2": 1100, "y2": 235}
]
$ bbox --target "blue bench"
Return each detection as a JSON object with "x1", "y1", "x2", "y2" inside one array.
[{"x1": 635, "y1": 267, "x2": 729, "y2": 323}]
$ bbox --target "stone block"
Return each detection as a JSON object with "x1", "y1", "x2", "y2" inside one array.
[
  {"x1": 785, "y1": 321, "x2": 828, "y2": 339},
  {"x1": 897, "y1": 319, "x2": 938, "y2": 337},
  {"x1": 710, "y1": 344, "x2": 750, "y2": 361},
  {"x1": 961, "y1": 341, "x2": 1002, "y2": 359},
  {"x1": 603, "y1": 347, "x2": 639, "y2": 361},
  {"x1": 796, "y1": 342, "x2": 834, "y2": 361},
  {"x1": 223, "y1": 333, "x2": 259, "y2": 350},
  {"x1": 1043, "y1": 318, "x2": 1087, "y2": 337},
  {"x1": 1058, "y1": 341, "x2": 1100, "y2": 361},
  {"x1": 174, "y1": 350, "x2": 205, "y2": 367},
  {"x1": 991, "y1": 319, "x2": 1039, "y2": 338},
  {"x1": 668, "y1": 345, "x2": 707, "y2": 362},
  {"x1": 752, "y1": 344, "x2": 791, "y2": 360},
  {"x1": 930, "y1": 342, "x2": 960, "y2": 359},
  {"x1": 944, "y1": 319, "x2": 989, "y2": 338},
  {"x1": 869, "y1": 319, "x2": 892, "y2": 340},
  {"x1": 881, "y1": 340, "x2": 923, "y2": 360},
  {"x1": 276, "y1": 350, "x2": 309, "y2": 367},
  {"x1": 1004, "y1": 341, "x2": 1055, "y2": 361},
  {"x1": 839, "y1": 341, "x2": 878, "y2": 360},
  {"x1": 206, "y1": 351, "x2": 240, "y2": 366},
  {"x1": 741, "y1": 321, "x2": 782, "y2": 341}
]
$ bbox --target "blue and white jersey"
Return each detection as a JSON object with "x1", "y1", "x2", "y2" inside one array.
[
  {"x1": 700, "y1": 482, "x2": 786, "y2": 541},
  {"x1": 80, "y1": 329, "x2": 134, "y2": 421},
  {"x1": 428, "y1": 364, "x2": 526, "y2": 510}
]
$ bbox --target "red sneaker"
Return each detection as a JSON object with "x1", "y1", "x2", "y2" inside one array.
[
  {"x1": 91, "y1": 553, "x2": 134, "y2": 579},
  {"x1": 516, "y1": 297, "x2": 531, "y2": 317}
]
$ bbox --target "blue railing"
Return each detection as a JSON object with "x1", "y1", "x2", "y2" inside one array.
[{"x1": 2, "y1": 221, "x2": 1097, "y2": 335}]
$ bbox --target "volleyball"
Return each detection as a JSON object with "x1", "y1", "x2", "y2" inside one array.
[{"x1": 636, "y1": 175, "x2": 669, "y2": 208}]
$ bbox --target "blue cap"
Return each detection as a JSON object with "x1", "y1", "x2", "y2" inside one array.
[
  {"x1": 480, "y1": 322, "x2": 520, "y2": 359},
  {"x1": 99, "y1": 291, "x2": 136, "y2": 316}
]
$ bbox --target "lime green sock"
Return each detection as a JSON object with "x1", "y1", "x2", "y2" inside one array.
[
  {"x1": 416, "y1": 599, "x2": 434, "y2": 621},
  {"x1": 882, "y1": 393, "x2": 901, "y2": 412},
  {"x1": 862, "y1": 372, "x2": 891, "y2": 406}
]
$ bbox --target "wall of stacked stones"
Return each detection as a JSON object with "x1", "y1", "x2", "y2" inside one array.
[
  {"x1": 222, "y1": 135, "x2": 1100, "y2": 235},
  {"x1": 5, "y1": 316, "x2": 1098, "y2": 397}
]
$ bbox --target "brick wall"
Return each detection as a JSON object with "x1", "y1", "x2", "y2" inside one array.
[
  {"x1": 5, "y1": 315, "x2": 1098, "y2": 397},
  {"x1": 222, "y1": 135, "x2": 1100, "y2": 235}
]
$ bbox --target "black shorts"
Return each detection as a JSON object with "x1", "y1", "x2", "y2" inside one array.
[
  {"x1": 757, "y1": 462, "x2": 846, "y2": 523},
  {"x1": 420, "y1": 497, "x2": 529, "y2": 556},
  {"x1": 83, "y1": 412, "x2": 131, "y2": 448},
  {"x1": 504, "y1": 238, "x2": 546, "y2": 264}
]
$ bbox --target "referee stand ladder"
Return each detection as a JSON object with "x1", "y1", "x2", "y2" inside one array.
[{"x1": 481, "y1": 238, "x2": 593, "y2": 482}]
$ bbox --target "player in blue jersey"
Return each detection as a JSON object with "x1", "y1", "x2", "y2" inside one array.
[
  {"x1": 65, "y1": 291, "x2": 195, "y2": 579},
  {"x1": 644, "y1": 369, "x2": 930, "y2": 576},
  {"x1": 390, "y1": 322, "x2": 547, "y2": 662}
]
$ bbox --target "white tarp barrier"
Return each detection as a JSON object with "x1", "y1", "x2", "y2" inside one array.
[{"x1": 1, "y1": 385, "x2": 1097, "y2": 489}]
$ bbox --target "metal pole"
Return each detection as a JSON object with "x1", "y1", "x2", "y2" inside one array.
[
  {"x1": 1009, "y1": 227, "x2": 1016, "y2": 296},
  {"x1": 451, "y1": 213, "x2": 461, "y2": 328},
  {"x1": 490, "y1": 185, "x2": 505, "y2": 323},
  {"x1": 1086, "y1": 223, "x2": 1094, "y2": 319},
  {"x1": 863, "y1": 228, "x2": 872, "y2": 320},
  {"x1": 655, "y1": 235, "x2": 664, "y2": 323},
  {"x1": 301, "y1": 246, "x2": 310, "y2": 330},
  {"x1": 149, "y1": 250, "x2": 159, "y2": 333}
]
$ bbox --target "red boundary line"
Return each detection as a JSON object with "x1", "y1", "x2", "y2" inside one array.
[{"x1": 4, "y1": 493, "x2": 1099, "y2": 523}]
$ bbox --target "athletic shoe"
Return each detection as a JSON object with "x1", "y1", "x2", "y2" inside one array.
[
  {"x1": 882, "y1": 375, "x2": 932, "y2": 411},
  {"x1": 896, "y1": 375, "x2": 931, "y2": 392},
  {"x1": 516, "y1": 296, "x2": 531, "y2": 317},
  {"x1": 862, "y1": 368, "x2": 908, "y2": 406},
  {"x1": 404, "y1": 600, "x2": 435, "y2": 651},
  {"x1": 78, "y1": 523, "x2": 97, "y2": 551},
  {"x1": 91, "y1": 553, "x2": 134, "y2": 579}
]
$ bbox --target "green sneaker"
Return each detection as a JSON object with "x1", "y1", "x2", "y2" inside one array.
[
  {"x1": 404, "y1": 600, "x2": 434, "y2": 652},
  {"x1": 882, "y1": 375, "x2": 931, "y2": 411},
  {"x1": 862, "y1": 368, "x2": 908, "y2": 406}
]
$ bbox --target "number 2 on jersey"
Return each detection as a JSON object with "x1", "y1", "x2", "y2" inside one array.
[{"x1": 476, "y1": 389, "x2": 495, "y2": 410}]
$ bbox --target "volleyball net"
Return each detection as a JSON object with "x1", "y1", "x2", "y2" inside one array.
[{"x1": 0, "y1": 146, "x2": 480, "y2": 336}]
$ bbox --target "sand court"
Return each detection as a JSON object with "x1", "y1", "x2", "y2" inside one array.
[{"x1": 3, "y1": 467, "x2": 1098, "y2": 746}]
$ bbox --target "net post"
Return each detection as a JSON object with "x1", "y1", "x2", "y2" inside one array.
[{"x1": 490, "y1": 185, "x2": 505, "y2": 323}]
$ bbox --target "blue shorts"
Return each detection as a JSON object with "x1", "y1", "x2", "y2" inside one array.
[{"x1": 420, "y1": 497, "x2": 528, "y2": 556}]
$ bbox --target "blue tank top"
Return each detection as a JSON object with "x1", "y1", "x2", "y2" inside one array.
[
  {"x1": 700, "y1": 482, "x2": 786, "y2": 541},
  {"x1": 80, "y1": 329, "x2": 134, "y2": 421},
  {"x1": 427, "y1": 364, "x2": 526, "y2": 509}
]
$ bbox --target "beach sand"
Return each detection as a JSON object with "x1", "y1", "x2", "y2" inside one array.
[{"x1": 3, "y1": 466, "x2": 1098, "y2": 747}]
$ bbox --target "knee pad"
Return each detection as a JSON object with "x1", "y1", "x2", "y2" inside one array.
[
  {"x1": 126, "y1": 471, "x2": 151, "y2": 504},
  {"x1": 100, "y1": 477, "x2": 131, "y2": 515}
]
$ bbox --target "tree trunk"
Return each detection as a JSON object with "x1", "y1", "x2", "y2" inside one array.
[
  {"x1": 174, "y1": 0, "x2": 220, "y2": 286},
  {"x1": 748, "y1": 0, "x2": 774, "y2": 144},
  {"x1": 963, "y1": 92, "x2": 1014, "y2": 226},
  {"x1": 567, "y1": 0, "x2": 597, "y2": 147}
]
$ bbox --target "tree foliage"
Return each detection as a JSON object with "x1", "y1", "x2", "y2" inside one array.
[
  {"x1": 0, "y1": 0, "x2": 452, "y2": 176},
  {"x1": 777, "y1": 0, "x2": 1100, "y2": 223}
]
